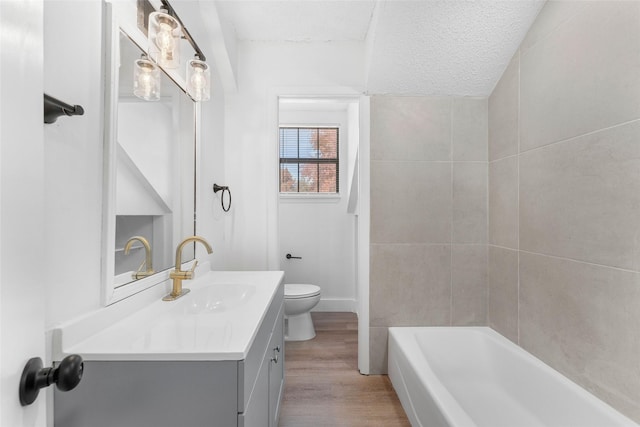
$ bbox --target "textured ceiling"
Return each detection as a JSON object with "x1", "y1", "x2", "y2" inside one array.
[
  {"x1": 214, "y1": 0, "x2": 546, "y2": 96},
  {"x1": 367, "y1": 0, "x2": 545, "y2": 95},
  {"x1": 215, "y1": 1, "x2": 377, "y2": 42}
]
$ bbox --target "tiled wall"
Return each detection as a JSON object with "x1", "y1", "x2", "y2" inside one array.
[
  {"x1": 369, "y1": 96, "x2": 488, "y2": 373},
  {"x1": 488, "y1": 1, "x2": 640, "y2": 421}
]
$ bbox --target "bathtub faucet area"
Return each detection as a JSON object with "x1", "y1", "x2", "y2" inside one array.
[{"x1": 163, "y1": 236, "x2": 213, "y2": 302}]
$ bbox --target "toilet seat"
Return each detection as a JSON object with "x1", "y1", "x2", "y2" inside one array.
[{"x1": 285, "y1": 284, "x2": 321, "y2": 299}]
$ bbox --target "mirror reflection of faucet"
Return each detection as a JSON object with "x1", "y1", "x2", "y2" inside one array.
[
  {"x1": 163, "y1": 236, "x2": 213, "y2": 301},
  {"x1": 123, "y1": 236, "x2": 154, "y2": 280}
]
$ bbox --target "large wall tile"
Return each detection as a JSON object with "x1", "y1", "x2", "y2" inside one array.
[
  {"x1": 452, "y1": 245, "x2": 487, "y2": 326},
  {"x1": 485, "y1": 2, "x2": 640, "y2": 422},
  {"x1": 453, "y1": 162, "x2": 487, "y2": 244},
  {"x1": 370, "y1": 244, "x2": 451, "y2": 327},
  {"x1": 452, "y1": 98, "x2": 488, "y2": 161},
  {"x1": 371, "y1": 161, "x2": 451, "y2": 244},
  {"x1": 369, "y1": 95, "x2": 488, "y2": 376},
  {"x1": 488, "y1": 156, "x2": 518, "y2": 249},
  {"x1": 520, "y1": 1, "x2": 640, "y2": 151},
  {"x1": 520, "y1": 121, "x2": 640, "y2": 270},
  {"x1": 488, "y1": 53, "x2": 519, "y2": 161},
  {"x1": 369, "y1": 327, "x2": 389, "y2": 375},
  {"x1": 520, "y1": 252, "x2": 640, "y2": 421},
  {"x1": 520, "y1": 0, "x2": 588, "y2": 55},
  {"x1": 371, "y1": 96, "x2": 451, "y2": 161},
  {"x1": 488, "y1": 246, "x2": 518, "y2": 343}
]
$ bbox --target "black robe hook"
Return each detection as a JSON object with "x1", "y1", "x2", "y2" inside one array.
[{"x1": 44, "y1": 94, "x2": 84, "y2": 124}]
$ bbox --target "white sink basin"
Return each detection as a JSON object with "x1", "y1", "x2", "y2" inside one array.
[
  {"x1": 183, "y1": 283, "x2": 256, "y2": 314},
  {"x1": 53, "y1": 271, "x2": 284, "y2": 361}
]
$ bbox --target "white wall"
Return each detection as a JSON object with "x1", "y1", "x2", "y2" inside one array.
[
  {"x1": 43, "y1": 0, "x2": 224, "y2": 322},
  {"x1": 357, "y1": 96, "x2": 371, "y2": 373},
  {"x1": 279, "y1": 199, "x2": 356, "y2": 311},
  {"x1": 44, "y1": 0, "x2": 106, "y2": 327},
  {"x1": 346, "y1": 102, "x2": 360, "y2": 213},
  {"x1": 278, "y1": 108, "x2": 357, "y2": 311},
  {"x1": 221, "y1": 41, "x2": 365, "y2": 270},
  {"x1": 197, "y1": 72, "x2": 227, "y2": 270}
]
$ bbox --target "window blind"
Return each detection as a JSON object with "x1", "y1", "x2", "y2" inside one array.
[{"x1": 279, "y1": 127, "x2": 339, "y2": 193}]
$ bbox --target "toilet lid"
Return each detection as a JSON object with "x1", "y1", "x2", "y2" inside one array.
[{"x1": 285, "y1": 284, "x2": 321, "y2": 299}]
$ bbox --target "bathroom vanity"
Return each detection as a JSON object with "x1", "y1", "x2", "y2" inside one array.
[
  {"x1": 53, "y1": 271, "x2": 285, "y2": 427},
  {"x1": 59, "y1": 4, "x2": 287, "y2": 425}
]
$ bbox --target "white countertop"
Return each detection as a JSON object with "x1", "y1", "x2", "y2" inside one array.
[{"x1": 53, "y1": 271, "x2": 284, "y2": 361}]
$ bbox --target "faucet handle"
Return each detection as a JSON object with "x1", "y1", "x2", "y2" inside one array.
[
  {"x1": 189, "y1": 260, "x2": 199, "y2": 273},
  {"x1": 132, "y1": 259, "x2": 155, "y2": 280},
  {"x1": 184, "y1": 260, "x2": 198, "y2": 279}
]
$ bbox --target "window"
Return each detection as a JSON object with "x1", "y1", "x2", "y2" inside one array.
[{"x1": 279, "y1": 127, "x2": 339, "y2": 193}]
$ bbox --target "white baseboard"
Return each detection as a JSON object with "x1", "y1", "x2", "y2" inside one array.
[{"x1": 313, "y1": 298, "x2": 357, "y2": 313}]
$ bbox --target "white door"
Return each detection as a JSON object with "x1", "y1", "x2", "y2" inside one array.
[{"x1": 1, "y1": 1, "x2": 47, "y2": 426}]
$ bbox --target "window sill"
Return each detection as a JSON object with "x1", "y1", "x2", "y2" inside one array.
[{"x1": 279, "y1": 193, "x2": 342, "y2": 203}]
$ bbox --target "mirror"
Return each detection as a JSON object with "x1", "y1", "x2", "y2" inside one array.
[{"x1": 102, "y1": 23, "x2": 196, "y2": 304}]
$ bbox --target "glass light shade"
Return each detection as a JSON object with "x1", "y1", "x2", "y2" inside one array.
[
  {"x1": 133, "y1": 58, "x2": 161, "y2": 101},
  {"x1": 148, "y1": 11, "x2": 181, "y2": 69},
  {"x1": 186, "y1": 59, "x2": 210, "y2": 102}
]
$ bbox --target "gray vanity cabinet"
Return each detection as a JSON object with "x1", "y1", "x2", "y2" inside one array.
[
  {"x1": 54, "y1": 283, "x2": 285, "y2": 427},
  {"x1": 268, "y1": 316, "x2": 284, "y2": 427},
  {"x1": 238, "y1": 293, "x2": 284, "y2": 427}
]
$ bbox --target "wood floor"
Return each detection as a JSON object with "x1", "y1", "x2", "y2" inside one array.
[{"x1": 278, "y1": 312, "x2": 411, "y2": 427}]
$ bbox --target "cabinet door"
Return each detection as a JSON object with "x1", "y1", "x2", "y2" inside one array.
[
  {"x1": 238, "y1": 356, "x2": 269, "y2": 427},
  {"x1": 268, "y1": 311, "x2": 285, "y2": 427},
  {"x1": 55, "y1": 361, "x2": 238, "y2": 427}
]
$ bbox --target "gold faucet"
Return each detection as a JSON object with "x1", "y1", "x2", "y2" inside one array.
[
  {"x1": 124, "y1": 236, "x2": 154, "y2": 280},
  {"x1": 163, "y1": 236, "x2": 213, "y2": 301}
]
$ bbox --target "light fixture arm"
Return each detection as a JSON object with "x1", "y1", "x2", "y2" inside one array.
[{"x1": 159, "y1": 0, "x2": 206, "y2": 62}]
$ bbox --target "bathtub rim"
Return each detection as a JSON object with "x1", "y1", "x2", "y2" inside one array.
[
  {"x1": 388, "y1": 326, "x2": 638, "y2": 427},
  {"x1": 389, "y1": 327, "x2": 477, "y2": 427}
]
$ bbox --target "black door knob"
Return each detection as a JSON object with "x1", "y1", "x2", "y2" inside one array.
[
  {"x1": 19, "y1": 354, "x2": 83, "y2": 406},
  {"x1": 55, "y1": 354, "x2": 84, "y2": 391}
]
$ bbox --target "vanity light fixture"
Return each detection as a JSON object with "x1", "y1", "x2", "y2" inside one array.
[
  {"x1": 186, "y1": 58, "x2": 210, "y2": 101},
  {"x1": 136, "y1": 0, "x2": 211, "y2": 102},
  {"x1": 148, "y1": 9, "x2": 181, "y2": 69},
  {"x1": 133, "y1": 56, "x2": 161, "y2": 101}
]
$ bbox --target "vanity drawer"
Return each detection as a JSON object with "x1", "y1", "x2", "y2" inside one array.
[{"x1": 237, "y1": 280, "x2": 284, "y2": 413}]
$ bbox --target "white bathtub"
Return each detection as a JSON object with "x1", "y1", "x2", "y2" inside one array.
[{"x1": 388, "y1": 327, "x2": 638, "y2": 427}]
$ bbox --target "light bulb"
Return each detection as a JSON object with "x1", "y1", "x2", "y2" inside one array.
[
  {"x1": 190, "y1": 68, "x2": 205, "y2": 91},
  {"x1": 148, "y1": 11, "x2": 181, "y2": 69},
  {"x1": 155, "y1": 22, "x2": 175, "y2": 60},
  {"x1": 139, "y1": 72, "x2": 153, "y2": 98},
  {"x1": 133, "y1": 58, "x2": 160, "y2": 101},
  {"x1": 186, "y1": 59, "x2": 210, "y2": 102}
]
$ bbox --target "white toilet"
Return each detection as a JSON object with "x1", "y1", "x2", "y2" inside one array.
[{"x1": 284, "y1": 284, "x2": 321, "y2": 341}]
